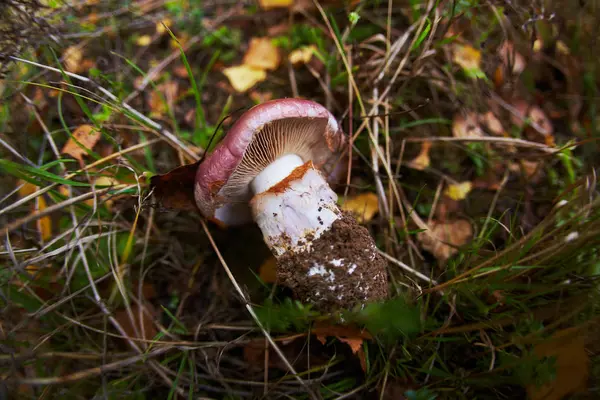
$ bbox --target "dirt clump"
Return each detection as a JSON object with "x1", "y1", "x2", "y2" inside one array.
[{"x1": 277, "y1": 212, "x2": 388, "y2": 312}]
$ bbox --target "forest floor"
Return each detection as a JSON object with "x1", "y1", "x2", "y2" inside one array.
[{"x1": 1, "y1": 1, "x2": 599, "y2": 399}]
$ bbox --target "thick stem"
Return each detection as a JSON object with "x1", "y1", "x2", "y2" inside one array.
[
  {"x1": 251, "y1": 159, "x2": 340, "y2": 256},
  {"x1": 250, "y1": 158, "x2": 388, "y2": 310}
]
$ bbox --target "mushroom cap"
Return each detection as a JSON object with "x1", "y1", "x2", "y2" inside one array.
[{"x1": 194, "y1": 98, "x2": 347, "y2": 225}]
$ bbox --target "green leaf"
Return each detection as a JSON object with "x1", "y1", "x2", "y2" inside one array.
[{"x1": 0, "y1": 159, "x2": 90, "y2": 187}]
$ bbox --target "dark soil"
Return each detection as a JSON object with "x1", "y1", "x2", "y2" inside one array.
[{"x1": 277, "y1": 212, "x2": 388, "y2": 312}]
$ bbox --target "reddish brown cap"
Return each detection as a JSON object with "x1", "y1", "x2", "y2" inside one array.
[{"x1": 194, "y1": 98, "x2": 347, "y2": 225}]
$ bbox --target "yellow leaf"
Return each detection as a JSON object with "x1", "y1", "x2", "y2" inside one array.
[
  {"x1": 527, "y1": 328, "x2": 589, "y2": 400},
  {"x1": 258, "y1": 0, "x2": 294, "y2": 10},
  {"x1": 444, "y1": 181, "x2": 472, "y2": 201},
  {"x1": 156, "y1": 19, "x2": 172, "y2": 34},
  {"x1": 36, "y1": 196, "x2": 52, "y2": 241},
  {"x1": 452, "y1": 44, "x2": 485, "y2": 79},
  {"x1": 136, "y1": 35, "x2": 152, "y2": 46},
  {"x1": 289, "y1": 45, "x2": 317, "y2": 65},
  {"x1": 408, "y1": 141, "x2": 431, "y2": 170},
  {"x1": 244, "y1": 37, "x2": 281, "y2": 71},
  {"x1": 223, "y1": 65, "x2": 267, "y2": 93},
  {"x1": 63, "y1": 45, "x2": 83, "y2": 73},
  {"x1": 18, "y1": 180, "x2": 37, "y2": 197},
  {"x1": 341, "y1": 192, "x2": 379, "y2": 224},
  {"x1": 417, "y1": 219, "x2": 473, "y2": 262},
  {"x1": 259, "y1": 256, "x2": 277, "y2": 283}
]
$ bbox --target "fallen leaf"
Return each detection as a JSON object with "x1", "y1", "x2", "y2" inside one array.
[
  {"x1": 150, "y1": 161, "x2": 201, "y2": 211},
  {"x1": 61, "y1": 125, "x2": 101, "y2": 162},
  {"x1": 148, "y1": 81, "x2": 179, "y2": 117},
  {"x1": 527, "y1": 328, "x2": 589, "y2": 400},
  {"x1": 18, "y1": 180, "x2": 37, "y2": 197},
  {"x1": 510, "y1": 100, "x2": 554, "y2": 136},
  {"x1": 36, "y1": 196, "x2": 52, "y2": 241},
  {"x1": 136, "y1": 35, "x2": 152, "y2": 46},
  {"x1": 114, "y1": 303, "x2": 158, "y2": 341},
  {"x1": 289, "y1": 45, "x2": 317, "y2": 65},
  {"x1": 479, "y1": 111, "x2": 504, "y2": 136},
  {"x1": 156, "y1": 19, "x2": 172, "y2": 35},
  {"x1": 498, "y1": 41, "x2": 526, "y2": 74},
  {"x1": 63, "y1": 45, "x2": 83, "y2": 73},
  {"x1": 341, "y1": 192, "x2": 379, "y2": 223},
  {"x1": 452, "y1": 112, "x2": 483, "y2": 138},
  {"x1": 444, "y1": 181, "x2": 472, "y2": 201},
  {"x1": 452, "y1": 44, "x2": 485, "y2": 79},
  {"x1": 244, "y1": 37, "x2": 281, "y2": 71},
  {"x1": 408, "y1": 141, "x2": 431, "y2": 170},
  {"x1": 520, "y1": 160, "x2": 541, "y2": 180},
  {"x1": 258, "y1": 0, "x2": 294, "y2": 9},
  {"x1": 259, "y1": 256, "x2": 277, "y2": 283},
  {"x1": 250, "y1": 91, "x2": 273, "y2": 104},
  {"x1": 418, "y1": 219, "x2": 473, "y2": 262},
  {"x1": 223, "y1": 65, "x2": 267, "y2": 93}
]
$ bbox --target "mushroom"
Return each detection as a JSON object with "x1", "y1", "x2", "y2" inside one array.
[{"x1": 195, "y1": 99, "x2": 388, "y2": 310}]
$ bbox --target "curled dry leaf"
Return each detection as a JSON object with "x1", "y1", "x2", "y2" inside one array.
[
  {"x1": 510, "y1": 100, "x2": 554, "y2": 145},
  {"x1": 20, "y1": 181, "x2": 52, "y2": 241},
  {"x1": 498, "y1": 41, "x2": 526, "y2": 74},
  {"x1": 479, "y1": 111, "x2": 504, "y2": 136},
  {"x1": 223, "y1": 65, "x2": 267, "y2": 93},
  {"x1": 527, "y1": 328, "x2": 589, "y2": 400},
  {"x1": 418, "y1": 219, "x2": 473, "y2": 263},
  {"x1": 61, "y1": 124, "x2": 101, "y2": 162},
  {"x1": 444, "y1": 181, "x2": 472, "y2": 201},
  {"x1": 408, "y1": 141, "x2": 432, "y2": 170},
  {"x1": 149, "y1": 161, "x2": 200, "y2": 211},
  {"x1": 341, "y1": 192, "x2": 379, "y2": 224},
  {"x1": 289, "y1": 45, "x2": 317, "y2": 65},
  {"x1": 452, "y1": 112, "x2": 483, "y2": 138},
  {"x1": 244, "y1": 37, "x2": 281, "y2": 71}
]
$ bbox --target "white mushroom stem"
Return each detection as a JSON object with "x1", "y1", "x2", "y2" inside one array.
[{"x1": 250, "y1": 155, "x2": 340, "y2": 257}]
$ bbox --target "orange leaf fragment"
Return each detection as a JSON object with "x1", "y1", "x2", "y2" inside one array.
[
  {"x1": 61, "y1": 124, "x2": 101, "y2": 162},
  {"x1": 527, "y1": 328, "x2": 589, "y2": 400},
  {"x1": 259, "y1": 256, "x2": 277, "y2": 283},
  {"x1": 408, "y1": 141, "x2": 432, "y2": 170},
  {"x1": 36, "y1": 196, "x2": 52, "y2": 241},
  {"x1": 258, "y1": 0, "x2": 294, "y2": 10}
]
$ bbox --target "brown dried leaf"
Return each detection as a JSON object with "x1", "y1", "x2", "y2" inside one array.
[
  {"x1": 498, "y1": 41, "x2": 526, "y2": 74},
  {"x1": 114, "y1": 303, "x2": 158, "y2": 341},
  {"x1": 244, "y1": 37, "x2": 281, "y2": 71},
  {"x1": 527, "y1": 328, "x2": 589, "y2": 400},
  {"x1": 408, "y1": 141, "x2": 431, "y2": 170},
  {"x1": 61, "y1": 125, "x2": 101, "y2": 162},
  {"x1": 341, "y1": 192, "x2": 379, "y2": 223},
  {"x1": 150, "y1": 161, "x2": 201, "y2": 211},
  {"x1": 479, "y1": 111, "x2": 505, "y2": 136},
  {"x1": 418, "y1": 219, "x2": 473, "y2": 262},
  {"x1": 452, "y1": 112, "x2": 483, "y2": 138}
]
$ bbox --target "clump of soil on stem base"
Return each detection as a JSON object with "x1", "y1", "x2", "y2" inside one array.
[{"x1": 277, "y1": 212, "x2": 388, "y2": 312}]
